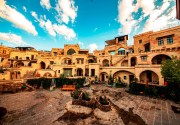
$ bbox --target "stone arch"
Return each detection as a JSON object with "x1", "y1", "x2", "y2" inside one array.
[
  {"x1": 67, "y1": 49, "x2": 76, "y2": 55},
  {"x1": 15, "y1": 61, "x2": 24, "y2": 67},
  {"x1": 102, "y1": 59, "x2": 109, "y2": 66},
  {"x1": 43, "y1": 72, "x2": 52, "y2": 78},
  {"x1": 121, "y1": 60, "x2": 128, "y2": 66},
  {"x1": 139, "y1": 70, "x2": 159, "y2": 84},
  {"x1": 88, "y1": 59, "x2": 94, "y2": 63},
  {"x1": 113, "y1": 70, "x2": 135, "y2": 84},
  {"x1": 28, "y1": 61, "x2": 37, "y2": 67},
  {"x1": 100, "y1": 72, "x2": 108, "y2": 82},
  {"x1": 77, "y1": 68, "x2": 83, "y2": 76},
  {"x1": 40, "y1": 61, "x2": 46, "y2": 69},
  {"x1": 151, "y1": 54, "x2": 171, "y2": 64}
]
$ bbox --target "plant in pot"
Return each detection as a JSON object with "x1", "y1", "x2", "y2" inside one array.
[
  {"x1": 71, "y1": 89, "x2": 81, "y2": 99},
  {"x1": 97, "y1": 95, "x2": 111, "y2": 112},
  {"x1": 99, "y1": 96, "x2": 109, "y2": 105},
  {"x1": 82, "y1": 92, "x2": 90, "y2": 101}
]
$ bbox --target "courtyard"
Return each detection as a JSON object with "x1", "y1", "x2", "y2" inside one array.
[{"x1": 0, "y1": 85, "x2": 180, "y2": 125}]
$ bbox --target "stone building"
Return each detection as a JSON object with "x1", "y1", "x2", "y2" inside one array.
[{"x1": 0, "y1": 26, "x2": 180, "y2": 86}]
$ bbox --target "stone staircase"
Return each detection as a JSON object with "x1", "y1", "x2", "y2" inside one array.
[
  {"x1": 23, "y1": 70, "x2": 36, "y2": 79},
  {"x1": 112, "y1": 56, "x2": 127, "y2": 66}
]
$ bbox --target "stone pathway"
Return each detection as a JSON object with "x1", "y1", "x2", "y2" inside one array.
[{"x1": 0, "y1": 85, "x2": 180, "y2": 125}]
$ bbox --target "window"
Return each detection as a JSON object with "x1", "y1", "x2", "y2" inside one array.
[
  {"x1": 91, "y1": 69, "x2": 95, "y2": 76},
  {"x1": 54, "y1": 52, "x2": 57, "y2": 57},
  {"x1": 158, "y1": 39, "x2": 164, "y2": 46},
  {"x1": 50, "y1": 61, "x2": 54, "y2": 64},
  {"x1": 58, "y1": 70, "x2": 60, "y2": 73},
  {"x1": 109, "y1": 51, "x2": 115, "y2": 55},
  {"x1": 118, "y1": 48, "x2": 125, "y2": 55},
  {"x1": 124, "y1": 76, "x2": 127, "y2": 80},
  {"x1": 167, "y1": 37, "x2": 173, "y2": 44},
  {"x1": 26, "y1": 57, "x2": 30, "y2": 60},
  {"x1": 67, "y1": 49, "x2": 76, "y2": 55},
  {"x1": 139, "y1": 40, "x2": 142, "y2": 44},
  {"x1": 141, "y1": 56, "x2": 147, "y2": 61}
]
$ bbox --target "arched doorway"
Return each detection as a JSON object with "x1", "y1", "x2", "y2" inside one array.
[
  {"x1": 43, "y1": 72, "x2": 52, "y2": 78},
  {"x1": 77, "y1": 68, "x2": 83, "y2": 76},
  {"x1": 102, "y1": 59, "x2": 109, "y2": 66},
  {"x1": 88, "y1": 59, "x2": 94, "y2": 63},
  {"x1": 67, "y1": 49, "x2": 76, "y2": 55},
  {"x1": 15, "y1": 61, "x2": 24, "y2": 67},
  {"x1": 113, "y1": 70, "x2": 134, "y2": 84},
  {"x1": 151, "y1": 54, "x2": 171, "y2": 64},
  {"x1": 100, "y1": 72, "x2": 108, "y2": 82},
  {"x1": 131, "y1": 57, "x2": 137, "y2": 66},
  {"x1": 40, "y1": 61, "x2": 46, "y2": 69},
  {"x1": 121, "y1": 60, "x2": 128, "y2": 66},
  {"x1": 139, "y1": 70, "x2": 159, "y2": 84}
]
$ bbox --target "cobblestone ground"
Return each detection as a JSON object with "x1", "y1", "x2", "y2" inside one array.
[{"x1": 0, "y1": 85, "x2": 180, "y2": 125}]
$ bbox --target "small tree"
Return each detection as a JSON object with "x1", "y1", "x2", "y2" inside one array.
[
  {"x1": 161, "y1": 57, "x2": 180, "y2": 83},
  {"x1": 161, "y1": 57, "x2": 180, "y2": 102}
]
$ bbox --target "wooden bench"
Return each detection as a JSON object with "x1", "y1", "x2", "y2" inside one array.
[{"x1": 61, "y1": 85, "x2": 75, "y2": 91}]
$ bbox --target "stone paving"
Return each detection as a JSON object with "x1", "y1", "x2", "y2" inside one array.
[{"x1": 0, "y1": 85, "x2": 179, "y2": 125}]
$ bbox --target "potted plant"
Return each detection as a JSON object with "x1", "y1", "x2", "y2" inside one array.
[
  {"x1": 96, "y1": 95, "x2": 111, "y2": 112},
  {"x1": 71, "y1": 89, "x2": 82, "y2": 105}
]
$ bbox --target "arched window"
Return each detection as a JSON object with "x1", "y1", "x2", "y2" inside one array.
[
  {"x1": 67, "y1": 49, "x2": 76, "y2": 55},
  {"x1": 118, "y1": 48, "x2": 125, "y2": 55}
]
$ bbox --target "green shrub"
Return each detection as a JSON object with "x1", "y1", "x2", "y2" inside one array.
[
  {"x1": 71, "y1": 89, "x2": 81, "y2": 99},
  {"x1": 116, "y1": 82, "x2": 127, "y2": 88},
  {"x1": 82, "y1": 92, "x2": 90, "y2": 101},
  {"x1": 27, "y1": 77, "x2": 86, "y2": 89},
  {"x1": 99, "y1": 96, "x2": 109, "y2": 105}
]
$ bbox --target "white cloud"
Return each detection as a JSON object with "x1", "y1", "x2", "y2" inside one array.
[
  {"x1": 40, "y1": 0, "x2": 51, "y2": 10},
  {"x1": 118, "y1": 0, "x2": 178, "y2": 35},
  {"x1": 22, "y1": 6, "x2": 27, "y2": 12},
  {"x1": 118, "y1": 0, "x2": 137, "y2": 34},
  {"x1": 78, "y1": 41, "x2": 84, "y2": 46},
  {"x1": 134, "y1": 0, "x2": 155, "y2": 16},
  {"x1": 0, "y1": 0, "x2": 37, "y2": 35},
  {"x1": 55, "y1": 0, "x2": 78, "y2": 24},
  {"x1": 31, "y1": 11, "x2": 76, "y2": 40},
  {"x1": 88, "y1": 43, "x2": 98, "y2": 53},
  {"x1": 143, "y1": 1, "x2": 177, "y2": 32},
  {"x1": 0, "y1": 32, "x2": 27, "y2": 45},
  {"x1": 53, "y1": 24, "x2": 76, "y2": 40}
]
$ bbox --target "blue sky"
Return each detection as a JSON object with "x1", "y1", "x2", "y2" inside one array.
[{"x1": 0, "y1": 0, "x2": 179, "y2": 52}]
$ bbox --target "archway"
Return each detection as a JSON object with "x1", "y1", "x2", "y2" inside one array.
[
  {"x1": 121, "y1": 60, "x2": 128, "y2": 66},
  {"x1": 43, "y1": 72, "x2": 52, "y2": 78},
  {"x1": 88, "y1": 59, "x2": 94, "y2": 63},
  {"x1": 131, "y1": 57, "x2": 137, "y2": 66},
  {"x1": 15, "y1": 61, "x2": 24, "y2": 67},
  {"x1": 151, "y1": 54, "x2": 171, "y2": 64},
  {"x1": 139, "y1": 70, "x2": 159, "y2": 84},
  {"x1": 40, "y1": 61, "x2": 46, "y2": 69},
  {"x1": 77, "y1": 68, "x2": 83, "y2": 76},
  {"x1": 113, "y1": 70, "x2": 134, "y2": 84},
  {"x1": 100, "y1": 72, "x2": 108, "y2": 82},
  {"x1": 67, "y1": 49, "x2": 76, "y2": 55},
  {"x1": 102, "y1": 59, "x2": 109, "y2": 66}
]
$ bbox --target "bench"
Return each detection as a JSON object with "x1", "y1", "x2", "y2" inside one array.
[{"x1": 62, "y1": 85, "x2": 75, "y2": 91}]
